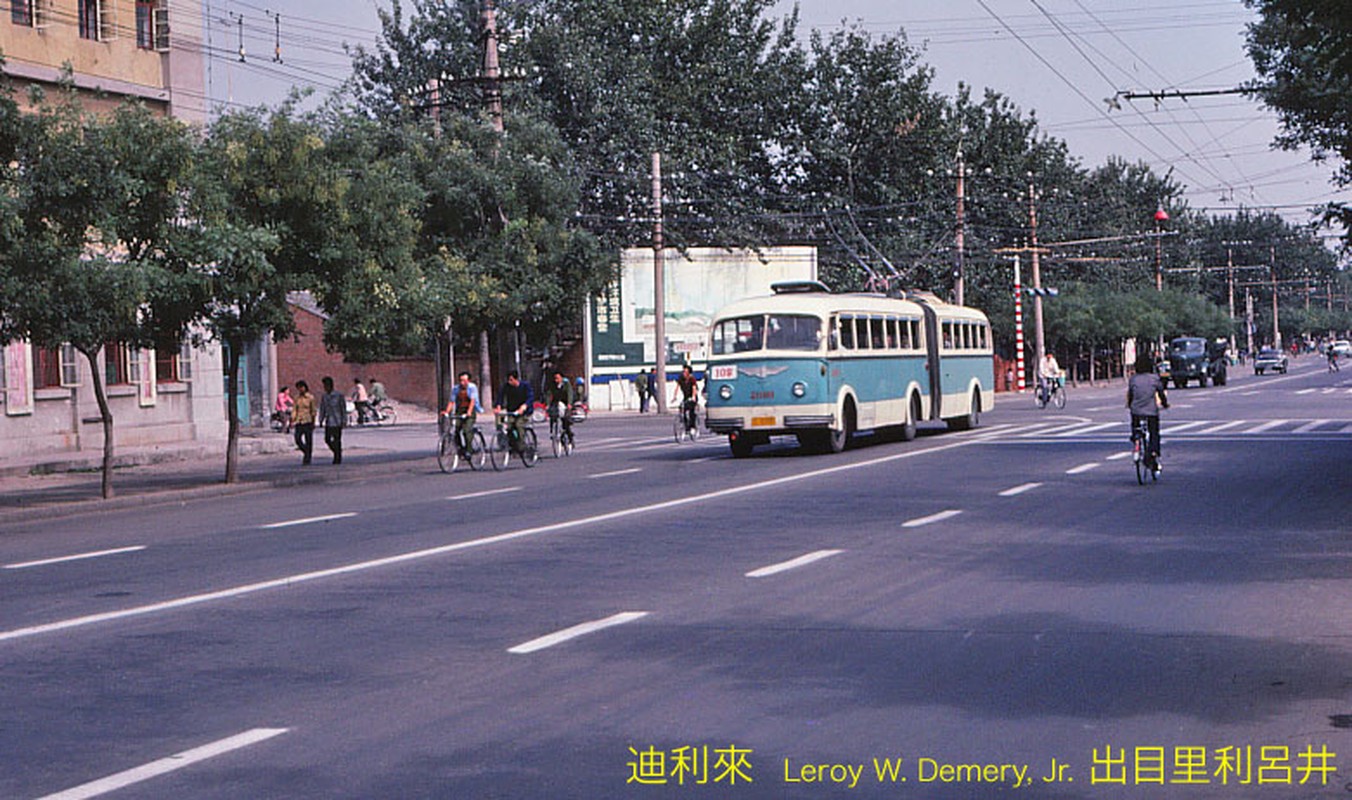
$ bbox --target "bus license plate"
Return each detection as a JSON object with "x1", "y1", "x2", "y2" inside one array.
[{"x1": 750, "y1": 416, "x2": 776, "y2": 427}]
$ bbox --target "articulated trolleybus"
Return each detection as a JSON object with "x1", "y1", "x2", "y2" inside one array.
[{"x1": 704, "y1": 281, "x2": 995, "y2": 458}]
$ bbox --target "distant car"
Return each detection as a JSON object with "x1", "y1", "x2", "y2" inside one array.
[
  {"x1": 1165, "y1": 336, "x2": 1228, "y2": 387},
  {"x1": 1331, "y1": 340, "x2": 1352, "y2": 358},
  {"x1": 1253, "y1": 348, "x2": 1288, "y2": 374}
]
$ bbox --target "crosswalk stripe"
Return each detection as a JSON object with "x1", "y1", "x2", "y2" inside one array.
[
  {"x1": 1196, "y1": 420, "x2": 1248, "y2": 435},
  {"x1": 1242, "y1": 420, "x2": 1288, "y2": 434},
  {"x1": 1294, "y1": 420, "x2": 1330, "y2": 433},
  {"x1": 1052, "y1": 422, "x2": 1119, "y2": 437},
  {"x1": 1160, "y1": 421, "x2": 1210, "y2": 435}
]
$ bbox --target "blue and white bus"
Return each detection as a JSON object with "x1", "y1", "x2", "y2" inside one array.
[{"x1": 704, "y1": 281, "x2": 995, "y2": 457}]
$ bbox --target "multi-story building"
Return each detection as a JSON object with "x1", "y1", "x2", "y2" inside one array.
[{"x1": 0, "y1": 0, "x2": 226, "y2": 464}]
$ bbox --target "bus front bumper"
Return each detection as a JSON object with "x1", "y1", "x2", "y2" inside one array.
[{"x1": 706, "y1": 407, "x2": 835, "y2": 435}]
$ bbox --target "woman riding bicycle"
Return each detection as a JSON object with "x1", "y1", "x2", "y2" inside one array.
[{"x1": 1127, "y1": 352, "x2": 1169, "y2": 473}]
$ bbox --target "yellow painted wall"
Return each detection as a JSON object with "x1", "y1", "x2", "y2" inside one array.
[{"x1": 1, "y1": 0, "x2": 166, "y2": 91}]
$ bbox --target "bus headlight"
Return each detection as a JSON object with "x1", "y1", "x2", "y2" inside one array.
[
  {"x1": 718, "y1": 384, "x2": 733, "y2": 400},
  {"x1": 791, "y1": 382, "x2": 806, "y2": 398}
]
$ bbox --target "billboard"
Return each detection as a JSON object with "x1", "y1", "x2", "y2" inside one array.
[{"x1": 590, "y1": 246, "x2": 817, "y2": 377}]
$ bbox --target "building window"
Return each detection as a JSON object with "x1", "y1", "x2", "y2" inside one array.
[
  {"x1": 78, "y1": 0, "x2": 98, "y2": 40},
  {"x1": 135, "y1": 0, "x2": 153, "y2": 48},
  {"x1": 104, "y1": 343, "x2": 130, "y2": 385},
  {"x1": 35, "y1": 347, "x2": 62, "y2": 389},
  {"x1": 11, "y1": 0, "x2": 32, "y2": 26}
]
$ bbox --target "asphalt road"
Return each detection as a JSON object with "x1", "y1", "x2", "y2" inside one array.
[{"x1": 2, "y1": 356, "x2": 1350, "y2": 799}]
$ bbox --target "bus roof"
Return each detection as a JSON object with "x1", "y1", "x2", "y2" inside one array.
[{"x1": 711, "y1": 291, "x2": 990, "y2": 323}]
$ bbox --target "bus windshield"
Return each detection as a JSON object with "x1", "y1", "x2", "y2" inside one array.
[{"x1": 712, "y1": 314, "x2": 822, "y2": 354}]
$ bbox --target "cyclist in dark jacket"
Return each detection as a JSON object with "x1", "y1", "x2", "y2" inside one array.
[
  {"x1": 1126, "y1": 353, "x2": 1169, "y2": 467},
  {"x1": 495, "y1": 371, "x2": 535, "y2": 450}
]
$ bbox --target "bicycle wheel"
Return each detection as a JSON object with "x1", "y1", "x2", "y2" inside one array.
[
  {"x1": 521, "y1": 429, "x2": 539, "y2": 467},
  {"x1": 489, "y1": 431, "x2": 508, "y2": 471},
  {"x1": 1053, "y1": 387, "x2": 1066, "y2": 409},
  {"x1": 437, "y1": 432, "x2": 458, "y2": 474},
  {"x1": 562, "y1": 429, "x2": 574, "y2": 456},
  {"x1": 1034, "y1": 390, "x2": 1046, "y2": 409},
  {"x1": 673, "y1": 413, "x2": 684, "y2": 443},
  {"x1": 1134, "y1": 445, "x2": 1146, "y2": 485},
  {"x1": 550, "y1": 419, "x2": 562, "y2": 457},
  {"x1": 468, "y1": 429, "x2": 488, "y2": 471},
  {"x1": 378, "y1": 405, "x2": 397, "y2": 425}
]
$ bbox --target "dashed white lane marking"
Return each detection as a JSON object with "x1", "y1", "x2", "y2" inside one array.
[
  {"x1": 1197, "y1": 420, "x2": 1249, "y2": 435},
  {"x1": 902, "y1": 509, "x2": 963, "y2": 528},
  {"x1": 1106, "y1": 452, "x2": 1134, "y2": 461},
  {"x1": 1323, "y1": 388, "x2": 1339, "y2": 394},
  {"x1": 1240, "y1": 390, "x2": 1261, "y2": 396},
  {"x1": 1052, "y1": 422, "x2": 1118, "y2": 437},
  {"x1": 259, "y1": 512, "x2": 356, "y2": 530},
  {"x1": 0, "y1": 436, "x2": 982, "y2": 645},
  {"x1": 1160, "y1": 420, "x2": 1210, "y2": 435},
  {"x1": 1066, "y1": 462, "x2": 1101, "y2": 474},
  {"x1": 1342, "y1": 423, "x2": 1352, "y2": 434},
  {"x1": 1296, "y1": 388, "x2": 1317, "y2": 395},
  {"x1": 508, "y1": 612, "x2": 649, "y2": 654},
  {"x1": 1294, "y1": 420, "x2": 1331, "y2": 433},
  {"x1": 448, "y1": 487, "x2": 521, "y2": 501},
  {"x1": 998, "y1": 482, "x2": 1043, "y2": 497},
  {"x1": 589, "y1": 467, "x2": 643, "y2": 479},
  {"x1": 36, "y1": 728, "x2": 290, "y2": 800},
  {"x1": 1086, "y1": 405, "x2": 1116, "y2": 412},
  {"x1": 746, "y1": 550, "x2": 844, "y2": 578},
  {"x1": 4, "y1": 546, "x2": 146, "y2": 571},
  {"x1": 1242, "y1": 419, "x2": 1288, "y2": 434}
]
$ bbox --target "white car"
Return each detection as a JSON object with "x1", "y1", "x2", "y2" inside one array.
[{"x1": 1331, "y1": 340, "x2": 1352, "y2": 358}]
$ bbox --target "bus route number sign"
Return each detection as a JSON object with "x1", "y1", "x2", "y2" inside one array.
[{"x1": 710, "y1": 365, "x2": 737, "y2": 380}]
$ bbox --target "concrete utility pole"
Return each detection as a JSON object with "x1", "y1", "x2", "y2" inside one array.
[
  {"x1": 652, "y1": 152, "x2": 668, "y2": 415},
  {"x1": 1013, "y1": 255, "x2": 1026, "y2": 391},
  {"x1": 476, "y1": 0, "x2": 504, "y2": 410},
  {"x1": 1028, "y1": 182, "x2": 1046, "y2": 365},
  {"x1": 1270, "y1": 247, "x2": 1281, "y2": 350},
  {"x1": 1227, "y1": 249, "x2": 1236, "y2": 356},
  {"x1": 1245, "y1": 287, "x2": 1254, "y2": 355},
  {"x1": 954, "y1": 150, "x2": 966, "y2": 307}
]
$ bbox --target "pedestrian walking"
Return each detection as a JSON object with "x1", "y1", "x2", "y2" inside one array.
[
  {"x1": 319, "y1": 376, "x2": 346, "y2": 464},
  {"x1": 635, "y1": 369, "x2": 650, "y2": 413},
  {"x1": 292, "y1": 380, "x2": 316, "y2": 465}
]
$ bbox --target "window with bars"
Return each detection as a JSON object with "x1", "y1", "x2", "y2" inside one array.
[
  {"x1": 11, "y1": 0, "x2": 32, "y2": 26},
  {"x1": 35, "y1": 348, "x2": 62, "y2": 389}
]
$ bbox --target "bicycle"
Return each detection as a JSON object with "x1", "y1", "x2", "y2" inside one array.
[
  {"x1": 1034, "y1": 378, "x2": 1066, "y2": 410},
  {"x1": 490, "y1": 412, "x2": 539, "y2": 470},
  {"x1": 547, "y1": 402, "x2": 575, "y2": 457},
  {"x1": 1131, "y1": 417, "x2": 1160, "y2": 485},
  {"x1": 438, "y1": 414, "x2": 487, "y2": 473},
  {"x1": 673, "y1": 399, "x2": 701, "y2": 443}
]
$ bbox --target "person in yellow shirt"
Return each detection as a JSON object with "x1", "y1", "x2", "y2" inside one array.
[{"x1": 292, "y1": 380, "x2": 316, "y2": 465}]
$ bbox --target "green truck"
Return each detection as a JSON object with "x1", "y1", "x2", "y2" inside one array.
[{"x1": 1163, "y1": 336, "x2": 1229, "y2": 388}]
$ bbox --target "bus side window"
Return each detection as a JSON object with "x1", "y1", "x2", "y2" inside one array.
[
  {"x1": 828, "y1": 317, "x2": 839, "y2": 351},
  {"x1": 961, "y1": 323, "x2": 971, "y2": 350},
  {"x1": 840, "y1": 315, "x2": 855, "y2": 350},
  {"x1": 854, "y1": 317, "x2": 869, "y2": 350},
  {"x1": 871, "y1": 317, "x2": 885, "y2": 350},
  {"x1": 942, "y1": 322, "x2": 953, "y2": 350},
  {"x1": 885, "y1": 317, "x2": 898, "y2": 349}
]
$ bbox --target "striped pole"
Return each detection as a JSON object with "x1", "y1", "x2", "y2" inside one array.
[{"x1": 1014, "y1": 255, "x2": 1026, "y2": 392}]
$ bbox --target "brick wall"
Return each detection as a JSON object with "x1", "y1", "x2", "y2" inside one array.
[{"x1": 275, "y1": 306, "x2": 440, "y2": 409}]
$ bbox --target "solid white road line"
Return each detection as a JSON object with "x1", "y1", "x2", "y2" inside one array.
[
  {"x1": 1065, "y1": 462, "x2": 1101, "y2": 475},
  {"x1": 588, "y1": 467, "x2": 643, "y2": 479},
  {"x1": 0, "y1": 437, "x2": 984, "y2": 644},
  {"x1": 1106, "y1": 452, "x2": 1134, "y2": 461},
  {"x1": 36, "y1": 728, "x2": 289, "y2": 800},
  {"x1": 447, "y1": 487, "x2": 522, "y2": 501},
  {"x1": 746, "y1": 550, "x2": 844, "y2": 578},
  {"x1": 507, "y1": 611, "x2": 648, "y2": 654},
  {"x1": 1294, "y1": 420, "x2": 1330, "y2": 433},
  {"x1": 1243, "y1": 419, "x2": 1288, "y2": 434},
  {"x1": 259, "y1": 513, "x2": 356, "y2": 530},
  {"x1": 4, "y1": 546, "x2": 146, "y2": 571},
  {"x1": 902, "y1": 509, "x2": 963, "y2": 528},
  {"x1": 1197, "y1": 420, "x2": 1248, "y2": 435},
  {"x1": 998, "y1": 482, "x2": 1043, "y2": 497}
]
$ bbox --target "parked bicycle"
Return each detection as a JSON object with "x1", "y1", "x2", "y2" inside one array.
[
  {"x1": 1034, "y1": 379, "x2": 1066, "y2": 410},
  {"x1": 491, "y1": 412, "x2": 539, "y2": 470},
  {"x1": 438, "y1": 414, "x2": 487, "y2": 473}
]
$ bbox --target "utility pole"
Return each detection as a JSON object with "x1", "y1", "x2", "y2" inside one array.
[
  {"x1": 427, "y1": 76, "x2": 454, "y2": 418},
  {"x1": 476, "y1": 0, "x2": 503, "y2": 410},
  {"x1": 1013, "y1": 255, "x2": 1025, "y2": 392},
  {"x1": 1227, "y1": 248, "x2": 1236, "y2": 356},
  {"x1": 1270, "y1": 247, "x2": 1281, "y2": 350},
  {"x1": 1245, "y1": 287, "x2": 1254, "y2": 355},
  {"x1": 1028, "y1": 181, "x2": 1046, "y2": 366},
  {"x1": 954, "y1": 150, "x2": 966, "y2": 306},
  {"x1": 652, "y1": 152, "x2": 668, "y2": 415}
]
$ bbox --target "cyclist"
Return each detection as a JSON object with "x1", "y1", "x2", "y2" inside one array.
[
  {"x1": 544, "y1": 370, "x2": 576, "y2": 444},
  {"x1": 273, "y1": 385, "x2": 294, "y2": 433},
  {"x1": 494, "y1": 370, "x2": 534, "y2": 452},
  {"x1": 1037, "y1": 351, "x2": 1063, "y2": 405},
  {"x1": 439, "y1": 371, "x2": 482, "y2": 453},
  {"x1": 672, "y1": 365, "x2": 699, "y2": 434},
  {"x1": 1126, "y1": 352, "x2": 1169, "y2": 475},
  {"x1": 1328, "y1": 343, "x2": 1340, "y2": 372}
]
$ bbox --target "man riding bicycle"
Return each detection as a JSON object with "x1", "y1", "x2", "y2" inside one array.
[
  {"x1": 1127, "y1": 352, "x2": 1169, "y2": 475},
  {"x1": 672, "y1": 365, "x2": 699, "y2": 433},
  {"x1": 439, "y1": 371, "x2": 482, "y2": 453},
  {"x1": 1037, "y1": 351, "x2": 1063, "y2": 404},
  {"x1": 544, "y1": 370, "x2": 576, "y2": 442},
  {"x1": 494, "y1": 370, "x2": 534, "y2": 452}
]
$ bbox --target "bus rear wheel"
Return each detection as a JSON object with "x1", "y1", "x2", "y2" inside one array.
[
  {"x1": 900, "y1": 394, "x2": 920, "y2": 441},
  {"x1": 947, "y1": 390, "x2": 982, "y2": 431}
]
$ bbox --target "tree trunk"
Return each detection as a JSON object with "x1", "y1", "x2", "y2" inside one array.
[
  {"x1": 224, "y1": 341, "x2": 241, "y2": 484},
  {"x1": 478, "y1": 329, "x2": 494, "y2": 410},
  {"x1": 83, "y1": 349, "x2": 115, "y2": 499}
]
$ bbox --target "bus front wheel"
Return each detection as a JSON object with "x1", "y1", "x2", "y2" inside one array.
[
  {"x1": 900, "y1": 394, "x2": 920, "y2": 441},
  {"x1": 828, "y1": 402, "x2": 855, "y2": 453}
]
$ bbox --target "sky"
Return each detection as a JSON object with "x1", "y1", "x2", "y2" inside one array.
[{"x1": 197, "y1": 0, "x2": 1349, "y2": 244}]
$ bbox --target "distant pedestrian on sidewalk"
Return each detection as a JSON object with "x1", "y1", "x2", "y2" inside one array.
[
  {"x1": 293, "y1": 380, "x2": 316, "y2": 465},
  {"x1": 635, "y1": 369, "x2": 650, "y2": 413},
  {"x1": 319, "y1": 376, "x2": 346, "y2": 464}
]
